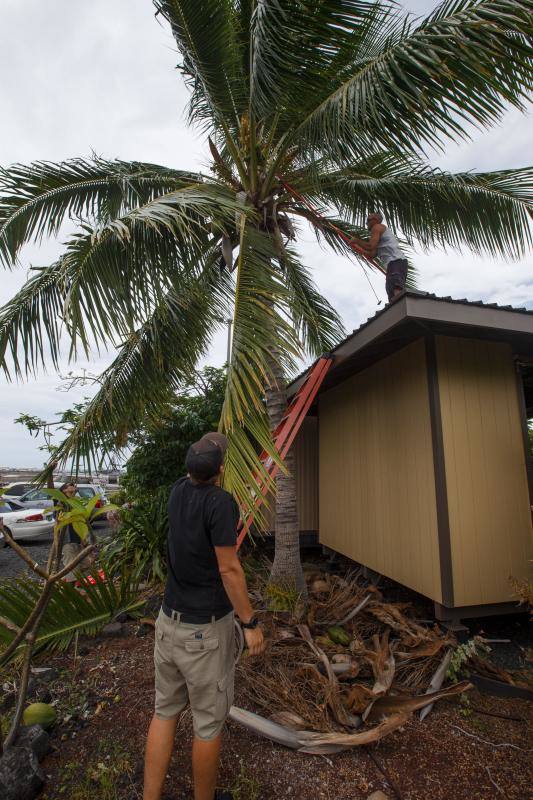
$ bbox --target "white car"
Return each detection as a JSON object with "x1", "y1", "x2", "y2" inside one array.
[
  {"x1": 1, "y1": 482, "x2": 37, "y2": 502},
  {"x1": 0, "y1": 500, "x2": 54, "y2": 545}
]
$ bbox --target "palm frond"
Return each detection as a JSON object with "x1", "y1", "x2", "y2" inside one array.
[
  {"x1": 0, "y1": 571, "x2": 144, "y2": 663},
  {"x1": 277, "y1": 246, "x2": 346, "y2": 357},
  {"x1": 293, "y1": 0, "x2": 533, "y2": 160},
  {"x1": 0, "y1": 262, "x2": 66, "y2": 377},
  {"x1": 221, "y1": 224, "x2": 303, "y2": 525},
  {"x1": 249, "y1": 0, "x2": 387, "y2": 127},
  {"x1": 154, "y1": 0, "x2": 246, "y2": 132},
  {"x1": 50, "y1": 260, "x2": 230, "y2": 473},
  {"x1": 0, "y1": 157, "x2": 201, "y2": 268},
  {"x1": 315, "y1": 159, "x2": 533, "y2": 259},
  {"x1": 0, "y1": 181, "x2": 242, "y2": 375}
]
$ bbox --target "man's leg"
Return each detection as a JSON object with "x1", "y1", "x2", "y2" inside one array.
[
  {"x1": 143, "y1": 715, "x2": 178, "y2": 800},
  {"x1": 192, "y1": 734, "x2": 222, "y2": 800}
]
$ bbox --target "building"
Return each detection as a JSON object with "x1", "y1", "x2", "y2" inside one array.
[{"x1": 288, "y1": 291, "x2": 533, "y2": 622}]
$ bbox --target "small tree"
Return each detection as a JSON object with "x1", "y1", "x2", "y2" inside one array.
[
  {"x1": 0, "y1": 491, "x2": 114, "y2": 748},
  {"x1": 122, "y1": 366, "x2": 226, "y2": 496}
]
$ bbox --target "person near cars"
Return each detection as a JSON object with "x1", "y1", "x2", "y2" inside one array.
[
  {"x1": 55, "y1": 482, "x2": 95, "y2": 579},
  {"x1": 143, "y1": 432, "x2": 265, "y2": 800}
]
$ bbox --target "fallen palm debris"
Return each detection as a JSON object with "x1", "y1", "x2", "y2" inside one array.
[{"x1": 234, "y1": 568, "x2": 473, "y2": 753}]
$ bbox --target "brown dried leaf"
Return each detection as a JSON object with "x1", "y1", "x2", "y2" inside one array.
[{"x1": 364, "y1": 680, "x2": 472, "y2": 722}]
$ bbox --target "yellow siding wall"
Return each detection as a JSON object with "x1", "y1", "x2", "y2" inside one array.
[
  {"x1": 294, "y1": 416, "x2": 319, "y2": 530},
  {"x1": 319, "y1": 339, "x2": 442, "y2": 602},
  {"x1": 437, "y1": 336, "x2": 532, "y2": 606}
]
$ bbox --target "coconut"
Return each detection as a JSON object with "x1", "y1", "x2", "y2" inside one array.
[{"x1": 22, "y1": 702, "x2": 57, "y2": 730}]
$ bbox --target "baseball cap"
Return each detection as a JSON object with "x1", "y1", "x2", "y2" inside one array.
[
  {"x1": 185, "y1": 437, "x2": 225, "y2": 481},
  {"x1": 199, "y1": 431, "x2": 228, "y2": 455}
]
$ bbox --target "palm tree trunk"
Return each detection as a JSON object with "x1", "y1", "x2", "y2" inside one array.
[{"x1": 265, "y1": 355, "x2": 306, "y2": 596}]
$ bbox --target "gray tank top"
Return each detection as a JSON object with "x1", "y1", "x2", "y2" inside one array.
[{"x1": 376, "y1": 227, "x2": 404, "y2": 266}]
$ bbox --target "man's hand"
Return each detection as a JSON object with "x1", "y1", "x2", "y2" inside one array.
[{"x1": 243, "y1": 626, "x2": 265, "y2": 656}]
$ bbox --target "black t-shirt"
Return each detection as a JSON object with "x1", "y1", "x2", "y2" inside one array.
[{"x1": 165, "y1": 477, "x2": 239, "y2": 617}]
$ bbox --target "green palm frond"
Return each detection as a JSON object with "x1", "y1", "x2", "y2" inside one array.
[
  {"x1": 0, "y1": 262, "x2": 65, "y2": 377},
  {"x1": 154, "y1": 0, "x2": 246, "y2": 132},
  {"x1": 292, "y1": 0, "x2": 533, "y2": 160},
  {"x1": 276, "y1": 246, "x2": 346, "y2": 357},
  {"x1": 0, "y1": 157, "x2": 201, "y2": 268},
  {"x1": 221, "y1": 224, "x2": 302, "y2": 522},
  {"x1": 50, "y1": 261, "x2": 230, "y2": 473},
  {"x1": 0, "y1": 571, "x2": 144, "y2": 663},
  {"x1": 249, "y1": 0, "x2": 385, "y2": 126},
  {"x1": 0, "y1": 181, "x2": 242, "y2": 375},
  {"x1": 316, "y1": 161, "x2": 533, "y2": 259}
]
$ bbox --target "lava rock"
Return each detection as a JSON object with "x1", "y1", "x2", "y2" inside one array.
[
  {"x1": 102, "y1": 622, "x2": 124, "y2": 637},
  {"x1": 0, "y1": 736, "x2": 45, "y2": 800},
  {"x1": 16, "y1": 725, "x2": 51, "y2": 761},
  {"x1": 115, "y1": 612, "x2": 128, "y2": 623},
  {"x1": 30, "y1": 667, "x2": 58, "y2": 684}
]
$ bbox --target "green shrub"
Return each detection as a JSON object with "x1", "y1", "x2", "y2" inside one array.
[
  {"x1": 122, "y1": 366, "x2": 225, "y2": 497},
  {"x1": 101, "y1": 488, "x2": 169, "y2": 583},
  {"x1": 107, "y1": 489, "x2": 127, "y2": 506}
]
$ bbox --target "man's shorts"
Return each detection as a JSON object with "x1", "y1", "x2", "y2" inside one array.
[
  {"x1": 153, "y1": 608, "x2": 235, "y2": 740},
  {"x1": 385, "y1": 258, "x2": 408, "y2": 300}
]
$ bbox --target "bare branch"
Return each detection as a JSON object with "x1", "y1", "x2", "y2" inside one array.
[
  {"x1": 50, "y1": 544, "x2": 95, "y2": 582},
  {"x1": 0, "y1": 616, "x2": 21, "y2": 635}
]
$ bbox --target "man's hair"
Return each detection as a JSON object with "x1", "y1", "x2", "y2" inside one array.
[
  {"x1": 59, "y1": 481, "x2": 76, "y2": 493},
  {"x1": 369, "y1": 211, "x2": 383, "y2": 222}
]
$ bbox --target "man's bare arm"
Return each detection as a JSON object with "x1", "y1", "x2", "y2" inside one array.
[
  {"x1": 352, "y1": 224, "x2": 384, "y2": 257},
  {"x1": 215, "y1": 545, "x2": 265, "y2": 655},
  {"x1": 215, "y1": 545, "x2": 254, "y2": 621}
]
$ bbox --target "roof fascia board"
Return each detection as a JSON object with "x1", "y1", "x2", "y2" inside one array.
[
  {"x1": 288, "y1": 297, "x2": 408, "y2": 397},
  {"x1": 406, "y1": 296, "x2": 533, "y2": 335}
]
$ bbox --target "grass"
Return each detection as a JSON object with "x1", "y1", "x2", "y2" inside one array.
[
  {"x1": 227, "y1": 763, "x2": 261, "y2": 800},
  {"x1": 54, "y1": 740, "x2": 137, "y2": 800},
  {"x1": 264, "y1": 580, "x2": 301, "y2": 613}
]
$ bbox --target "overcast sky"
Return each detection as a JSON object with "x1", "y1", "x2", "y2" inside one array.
[{"x1": 1, "y1": 0, "x2": 532, "y2": 468}]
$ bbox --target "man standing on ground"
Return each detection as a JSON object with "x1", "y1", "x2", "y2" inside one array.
[
  {"x1": 143, "y1": 432, "x2": 265, "y2": 800},
  {"x1": 353, "y1": 212, "x2": 409, "y2": 301}
]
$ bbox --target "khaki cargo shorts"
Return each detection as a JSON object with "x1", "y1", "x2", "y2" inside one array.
[{"x1": 154, "y1": 608, "x2": 235, "y2": 740}]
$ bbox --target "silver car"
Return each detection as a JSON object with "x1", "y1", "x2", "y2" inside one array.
[
  {"x1": 0, "y1": 500, "x2": 54, "y2": 544},
  {"x1": 16, "y1": 483, "x2": 108, "y2": 510}
]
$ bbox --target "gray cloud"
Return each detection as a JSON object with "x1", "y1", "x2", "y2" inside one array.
[{"x1": 0, "y1": 0, "x2": 531, "y2": 466}]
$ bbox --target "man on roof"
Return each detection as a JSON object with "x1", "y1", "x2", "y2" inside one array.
[{"x1": 353, "y1": 212, "x2": 409, "y2": 302}]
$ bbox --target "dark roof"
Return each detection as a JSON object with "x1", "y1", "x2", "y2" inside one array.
[{"x1": 288, "y1": 290, "x2": 533, "y2": 399}]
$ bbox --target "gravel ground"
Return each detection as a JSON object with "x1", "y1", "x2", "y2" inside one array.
[
  {"x1": 35, "y1": 625, "x2": 533, "y2": 800},
  {"x1": 0, "y1": 527, "x2": 113, "y2": 580}
]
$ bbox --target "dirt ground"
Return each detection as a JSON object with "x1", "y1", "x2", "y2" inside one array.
[{"x1": 33, "y1": 622, "x2": 533, "y2": 800}]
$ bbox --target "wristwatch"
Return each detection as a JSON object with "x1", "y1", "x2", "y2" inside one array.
[{"x1": 241, "y1": 616, "x2": 259, "y2": 630}]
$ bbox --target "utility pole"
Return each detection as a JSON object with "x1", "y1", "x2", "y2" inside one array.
[{"x1": 226, "y1": 318, "x2": 233, "y2": 368}]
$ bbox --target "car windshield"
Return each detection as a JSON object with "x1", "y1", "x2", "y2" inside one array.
[
  {"x1": 77, "y1": 488, "x2": 95, "y2": 498},
  {"x1": 0, "y1": 504, "x2": 12, "y2": 514},
  {"x1": 5, "y1": 484, "x2": 32, "y2": 496}
]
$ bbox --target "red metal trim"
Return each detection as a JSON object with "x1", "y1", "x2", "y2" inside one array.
[{"x1": 236, "y1": 356, "x2": 332, "y2": 550}]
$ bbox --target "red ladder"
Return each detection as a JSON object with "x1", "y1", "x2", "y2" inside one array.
[{"x1": 236, "y1": 356, "x2": 333, "y2": 550}]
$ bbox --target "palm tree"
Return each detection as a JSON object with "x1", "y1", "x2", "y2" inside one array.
[{"x1": 1, "y1": 1, "x2": 532, "y2": 592}]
